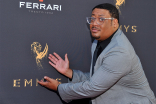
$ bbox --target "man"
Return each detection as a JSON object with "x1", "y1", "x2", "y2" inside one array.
[{"x1": 38, "y1": 3, "x2": 156, "y2": 104}]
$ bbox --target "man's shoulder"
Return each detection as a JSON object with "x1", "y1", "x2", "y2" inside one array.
[{"x1": 102, "y1": 30, "x2": 136, "y2": 57}]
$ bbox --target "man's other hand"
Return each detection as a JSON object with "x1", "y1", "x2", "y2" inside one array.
[{"x1": 38, "y1": 76, "x2": 60, "y2": 91}]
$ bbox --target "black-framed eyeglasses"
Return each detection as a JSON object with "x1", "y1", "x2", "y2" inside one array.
[{"x1": 86, "y1": 17, "x2": 114, "y2": 25}]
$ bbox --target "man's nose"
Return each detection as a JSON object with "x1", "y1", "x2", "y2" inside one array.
[{"x1": 92, "y1": 19, "x2": 98, "y2": 25}]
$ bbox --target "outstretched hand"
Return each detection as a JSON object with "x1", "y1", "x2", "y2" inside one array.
[
  {"x1": 48, "y1": 52, "x2": 72, "y2": 79},
  {"x1": 38, "y1": 76, "x2": 60, "y2": 91}
]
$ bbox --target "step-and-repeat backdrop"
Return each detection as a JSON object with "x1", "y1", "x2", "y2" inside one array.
[{"x1": 0, "y1": 0, "x2": 155, "y2": 104}]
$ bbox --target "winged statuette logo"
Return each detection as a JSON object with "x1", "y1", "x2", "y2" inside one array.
[
  {"x1": 31, "y1": 42, "x2": 48, "y2": 68},
  {"x1": 115, "y1": 0, "x2": 125, "y2": 14}
]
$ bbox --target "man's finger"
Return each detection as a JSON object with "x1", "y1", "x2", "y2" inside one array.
[
  {"x1": 49, "y1": 61, "x2": 57, "y2": 68},
  {"x1": 53, "y1": 52, "x2": 62, "y2": 60},
  {"x1": 65, "y1": 53, "x2": 69, "y2": 62},
  {"x1": 38, "y1": 80, "x2": 48, "y2": 86},
  {"x1": 48, "y1": 57, "x2": 57, "y2": 64},
  {"x1": 49, "y1": 54, "x2": 58, "y2": 62},
  {"x1": 49, "y1": 54, "x2": 53, "y2": 58},
  {"x1": 44, "y1": 76, "x2": 53, "y2": 82}
]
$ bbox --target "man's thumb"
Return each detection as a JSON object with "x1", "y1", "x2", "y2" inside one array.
[
  {"x1": 44, "y1": 76, "x2": 52, "y2": 82},
  {"x1": 65, "y1": 53, "x2": 69, "y2": 62}
]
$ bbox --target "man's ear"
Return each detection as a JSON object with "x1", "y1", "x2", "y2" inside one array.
[{"x1": 113, "y1": 19, "x2": 119, "y2": 28}]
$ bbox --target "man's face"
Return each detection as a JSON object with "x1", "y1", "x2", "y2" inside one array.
[{"x1": 90, "y1": 8, "x2": 117, "y2": 41}]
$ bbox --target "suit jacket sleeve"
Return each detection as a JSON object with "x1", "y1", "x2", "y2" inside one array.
[
  {"x1": 68, "y1": 69, "x2": 90, "y2": 83},
  {"x1": 58, "y1": 47, "x2": 132, "y2": 103}
]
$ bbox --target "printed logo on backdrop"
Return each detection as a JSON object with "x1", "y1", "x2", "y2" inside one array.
[
  {"x1": 114, "y1": 0, "x2": 137, "y2": 33},
  {"x1": 115, "y1": 0, "x2": 125, "y2": 14},
  {"x1": 13, "y1": 78, "x2": 61, "y2": 87},
  {"x1": 31, "y1": 42, "x2": 48, "y2": 68},
  {"x1": 19, "y1": 0, "x2": 62, "y2": 15},
  {"x1": 12, "y1": 42, "x2": 62, "y2": 88}
]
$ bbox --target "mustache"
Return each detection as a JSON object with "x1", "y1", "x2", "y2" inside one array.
[{"x1": 91, "y1": 26, "x2": 100, "y2": 30}]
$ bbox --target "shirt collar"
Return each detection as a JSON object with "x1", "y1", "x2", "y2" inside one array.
[{"x1": 97, "y1": 28, "x2": 119, "y2": 50}]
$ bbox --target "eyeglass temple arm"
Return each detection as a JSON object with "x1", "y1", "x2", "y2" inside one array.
[{"x1": 105, "y1": 18, "x2": 114, "y2": 20}]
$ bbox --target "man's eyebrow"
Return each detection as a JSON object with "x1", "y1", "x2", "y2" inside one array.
[
  {"x1": 99, "y1": 14, "x2": 104, "y2": 16},
  {"x1": 91, "y1": 14, "x2": 105, "y2": 16}
]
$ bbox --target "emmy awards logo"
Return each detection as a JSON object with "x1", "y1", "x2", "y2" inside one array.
[
  {"x1": 31, "y1": 42, "x2": 48, "y2": 68},
  {"x1": 115, "y1": 0, "x2": 125, "y2": 13}
]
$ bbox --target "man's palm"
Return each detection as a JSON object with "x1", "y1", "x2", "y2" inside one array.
[{"x1": 48, "y1": 53, "x2": 71, "y2": 77}]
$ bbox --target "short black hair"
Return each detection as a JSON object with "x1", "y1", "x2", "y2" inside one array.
[{"x1": 92, "y1": 3, "x2": 119, "y2": 23}]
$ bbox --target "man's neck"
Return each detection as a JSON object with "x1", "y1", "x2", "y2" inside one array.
[{"x1": 98, "y1": 28, "x2": 119, "y2": 42}]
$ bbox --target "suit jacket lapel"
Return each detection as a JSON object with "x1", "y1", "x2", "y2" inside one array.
[
  {"x1": 90, "y1": 29, "x2": 122, "y2": 77},
  {"x1": 90, "y1": 39, "x2": 98, "y2": 77}
]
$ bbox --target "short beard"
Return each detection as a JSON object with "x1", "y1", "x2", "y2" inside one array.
[{"x1": 92, "y1": 35, "x2": 100, "y2": 39}]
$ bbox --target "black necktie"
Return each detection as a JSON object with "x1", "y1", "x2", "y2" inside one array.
[{"x1": 92, "y1": 44, "x2": 101, "y2": 75}]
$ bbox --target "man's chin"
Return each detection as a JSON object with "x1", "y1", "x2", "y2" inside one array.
[{"x1": 92, "y1": 35, "x2": 100, "y2": 39}]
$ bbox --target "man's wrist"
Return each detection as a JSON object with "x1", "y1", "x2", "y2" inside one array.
[
  {"x1": 69, "y1": 69, "x2": 73, "y2": 81},
  {"x1": 65, "y1": 68, "x2": 73, "y2": 79},
  {"x1": 57, "y1": 84, "x2": 60, "y2": 94}
]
